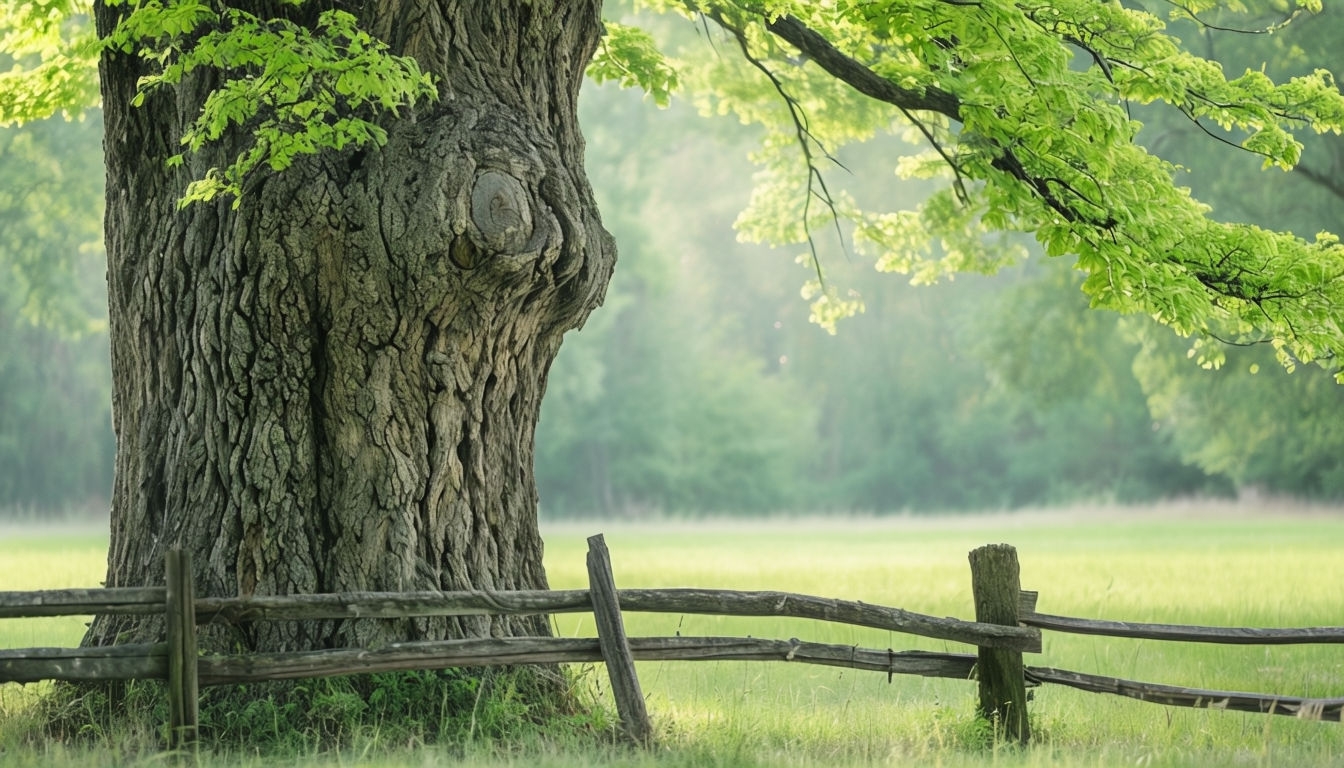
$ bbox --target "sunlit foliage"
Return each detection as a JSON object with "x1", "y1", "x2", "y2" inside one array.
[{"x1": 628, "y1": 1, "x2": 1344, "y2": 376}]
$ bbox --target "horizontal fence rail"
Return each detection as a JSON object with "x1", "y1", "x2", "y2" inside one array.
[
  {"x1": 188, "y1": 637, "x2": 983, "y2": 686},
  {"x1": 190, "y1": 588, "x2": 1042, "y2": 652},
  {"x1": 0, "y1": 643, "x2": 167, "y2": 683},
  {"x1": 1021, "y1": 611, "x2": 1344, "y2": 645},
  {"x1": 1027, "y1": 667, "x2": 1344, "y2": 721},
  {"x1": 0, "y1": 587, "x2": 166, "y2": 617},
  {"x1": 3, "y1": 538, "x2": 1342, "y2": 750},
  {"x1": 4, "y1": 589, "x2": 1042, "y2": 651},
  {"x1": 0, "y1": 637, "x2": 979, "y2": 686}
]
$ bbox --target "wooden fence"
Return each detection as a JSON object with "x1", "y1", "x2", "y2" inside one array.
[{"x1": 2, "y1": 535, "x2": 1342, "y2": 750}]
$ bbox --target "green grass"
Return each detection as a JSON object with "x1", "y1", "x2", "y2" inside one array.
[
  {"x1": 2, "y1": 505, "x2": 1343, "y2": 766},
  {"x1": 0, "y1": 523, "x2": 106, "y2": 653}
]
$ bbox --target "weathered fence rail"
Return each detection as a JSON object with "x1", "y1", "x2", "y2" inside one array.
[
  {"x1": 2, "y1": 536, "x2": 1342, "y2": 750},
  {"x1": 0, "y1": 587, "x2": 165, "y2": 617},
  {"x1": 188, "y1": 588, "x2": 1038, "y2": 650},
  {"x1": 8, "y1": 588, "x2": 1333, "y2": 648},
  {"x1": 1026, "y1": 666, "x2": 1344, "y2": 720},
  {"x1": 0, "y1": 637, "x2": 978, "y2": 685},
  {"x1": 1020, "y1": 612, "x2": 1344, "y2": 644}
]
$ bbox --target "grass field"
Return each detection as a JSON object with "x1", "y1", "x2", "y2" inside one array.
[{"x1": 2, "y1": 503, "x2": 1343, "y2": 766}]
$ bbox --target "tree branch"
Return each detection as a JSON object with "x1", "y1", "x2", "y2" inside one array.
[
  {"x1": 1162, "y1": 0, "x2": 1302, "y2": 35},
  {"x1": 709, "y1": 11, "x2": 847, "y2": 283},
  {"x1": 761, "y1": 15, "x2": 961, "y2": 119},
  {"x1": 754, "y1": 14, "x2": 1108, "y2": 227}
]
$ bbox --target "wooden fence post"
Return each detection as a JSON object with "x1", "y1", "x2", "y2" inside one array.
[
  {"x1": 164, "y1": 548, "x2": 199, "y2": 750},
  {"x1": 969, "y1": 543, "x2": 1030, "y2": 744},
  {"x1": 586, "y1": 534, "x2": 653, "y2": 747}
]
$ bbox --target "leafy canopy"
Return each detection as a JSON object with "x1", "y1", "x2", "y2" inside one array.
[
  {"x1": 618, "y1": 1, "x2": 1344, "y2": 378},
  {"x1": 107, "y1": 0, "x2": 436, "y2": 206},
  {"x1": 1, "y1": 1, "x2": 435, "y2": 207},
  {"x1": 0, "y1": 1, "x2": 100, "y2": 122},
  {"x1": 3, "y1": 0, "x2": 1344, "y2": 375}
]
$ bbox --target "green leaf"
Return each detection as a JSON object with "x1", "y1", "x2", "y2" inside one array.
[
  {"x1": 587, "y1": 22, "x2": 679, "y2": 107},
  {"x1": 102, "y1": 4, "x2": 437, "y2": 206}
]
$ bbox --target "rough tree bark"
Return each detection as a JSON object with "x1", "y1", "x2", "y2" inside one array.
[{"x1": 87, "y1": 1, "x2": 614, "y2": 654}]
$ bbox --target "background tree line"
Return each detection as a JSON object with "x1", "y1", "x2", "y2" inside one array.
[
  {"x1": 0, "y1": 111, "x2": 112, "y2": 514},
  {"x1": 3, "y1": 2, "x2": 1341, "y2": 517}
]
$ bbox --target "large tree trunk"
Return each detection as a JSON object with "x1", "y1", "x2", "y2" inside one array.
[{"x1": 87, "y1": 1, "x2": 613, "y2": 653}]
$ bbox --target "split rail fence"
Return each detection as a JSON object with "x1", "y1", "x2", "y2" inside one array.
[{"x1": 2, "y1": 535, "x2": 1342, "y2": 749}]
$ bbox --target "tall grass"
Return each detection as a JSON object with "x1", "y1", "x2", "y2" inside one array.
[{"x1": 2, "y1": 504, "x2": 1342, "y2": 766}]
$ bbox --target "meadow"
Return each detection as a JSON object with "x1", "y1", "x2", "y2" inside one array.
[{"x1": 1, "y1": 503, "x2": 1342, "y2": 766}]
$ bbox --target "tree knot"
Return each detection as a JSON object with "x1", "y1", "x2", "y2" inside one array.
[{"x1": 470, "y1": 170, "x2": 533, "y2": 253}]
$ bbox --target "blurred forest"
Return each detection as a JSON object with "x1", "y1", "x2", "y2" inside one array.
[{"x1": 2, "y1": 2, "x2": 1342, "y2": 517}]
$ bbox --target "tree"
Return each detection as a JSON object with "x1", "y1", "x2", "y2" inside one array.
[
  {"x1": 971, "y1": 259, "x2": 1227, "y2": 505},
  {"x1": 4, "y1": 0, "x2": 1344, "y2": 684},
  {"x1": 85, "y1": 1, "x2": 620, "y2": 653}
]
